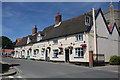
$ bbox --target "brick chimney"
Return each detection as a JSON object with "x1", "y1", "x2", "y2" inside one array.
[
  {"x1": 32, "y1": 25, "x2": 37, "y2": 35},
  {"x1": 55, "y1": 13, "x2": 62, "y2": 24}
]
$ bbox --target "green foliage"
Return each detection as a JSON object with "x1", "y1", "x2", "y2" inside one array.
[
  {"x1": 1, "y1": 63, "x2": 9, "y2": 73},
  {"x1": 109, "y1": 56, "x2": 120, "y2": 65},
  {"x1": 0, "y1": 36, "x2": 14, "y2": 49}
]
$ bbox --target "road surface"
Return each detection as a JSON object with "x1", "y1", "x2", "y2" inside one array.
[{"x1": 1, "y1": 57, "x2": 119, "y2": 79}]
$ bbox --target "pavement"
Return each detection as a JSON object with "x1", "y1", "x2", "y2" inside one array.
[
  {"x1": 0, "y1": 61, "x2": 17, "y2": 77},
  {"x1": 93, "y1": 65, "x2": 119, "y2": 73}
]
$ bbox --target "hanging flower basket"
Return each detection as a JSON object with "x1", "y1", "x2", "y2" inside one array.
[{"x1": 80, "y1": 44, "x2": 87, "y2": 47}]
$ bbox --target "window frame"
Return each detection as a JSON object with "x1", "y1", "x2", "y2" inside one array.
[
  {"x1": 74, "y1": 47, "x2": 85, "y2": 58},
  {"x1": 27, "y1": 37, "x2": 31, "y2": 44},
  {"x1": 53, "y1": 49, "x2": 59, "y2": 58},
  {"x1": 85, "y1": 16, "x2": 91, "y2": 26},
  {"x1": 41, "y1": 49, "x2": 44, "y2": 57},
  {"x1": 75, "y1": 34, "x2": 83, "y2": 41},
  {"x1": 37, "y1": 34, "x2": 42, "y2": 41}
]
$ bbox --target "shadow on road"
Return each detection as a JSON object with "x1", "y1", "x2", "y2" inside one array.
[{"x1": 9, "y1": 64, "x2": 20, "y2": 67}]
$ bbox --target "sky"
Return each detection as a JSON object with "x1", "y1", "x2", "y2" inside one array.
[{"x1": 2, "y1": 2, "x2": 119, "y2": 42}]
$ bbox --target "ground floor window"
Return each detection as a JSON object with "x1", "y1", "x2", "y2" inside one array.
[
  {"x1": 59, "y1": 48, "x2": 63, "y2": 55},
  {"x1": 34, "y1": 50, "x2": 37, "y2": 55},
  {"x1": 75, "y1": 47, "x2": 85, "y2": 58},
  {"x1": 53, "y1": 49, "x2": 59, "y2": 57},
  {"x1": 41, "y1": 49, "x2": 44, "y2": 57}
]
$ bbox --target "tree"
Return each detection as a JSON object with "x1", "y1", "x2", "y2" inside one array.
[{"x1": 0, "y1": 36, "x2": 14, "y2": 49}]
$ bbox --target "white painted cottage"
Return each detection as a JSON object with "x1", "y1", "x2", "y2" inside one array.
[{"x1": 14, "y1": 6, "x2": 120, "y2": 66}]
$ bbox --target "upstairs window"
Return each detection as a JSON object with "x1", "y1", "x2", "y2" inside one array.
[
  {"x1": 53, "y1": 39, "x2": 58, "y2": 45},
  {"x1": 85, "y1": 16, "x2": 90, "y2": 26},
  {"x1": 76, "y1": 34, "x2": 83, "y2": 41},
  {"x1": 37, "y1": 34, "x2": 42, "y2": 41}
]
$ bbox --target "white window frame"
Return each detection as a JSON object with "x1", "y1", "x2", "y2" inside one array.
[
  {"x1": 85, "y1": 16, "x2": 90, "y2": 26},
  {"x1": 27, "y1": 37, "x2": 31, "y2": 44},
  {"x1": 37, "y1": 34, "x2": 42, "y2": 41},
  {"x1": 74, "y1": 47, "x2": 85, "y2": 58},
  {"x1": 53, "y1": 49, "x2": 59, "y2": 57},
  {"x1": 41, "y1": 49, "x2": 44, "y2": 57},
  {"x1": 76, "y1": 34, "x2": 83, "y2": 41}
]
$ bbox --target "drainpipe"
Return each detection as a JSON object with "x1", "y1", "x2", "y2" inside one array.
[{"x1": 92, "y1": 8, "x2": 97, "y2": 63}]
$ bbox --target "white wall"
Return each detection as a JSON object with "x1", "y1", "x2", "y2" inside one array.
[{"x1": 96, "y1": 12, "x2": 119, "y2": 62}]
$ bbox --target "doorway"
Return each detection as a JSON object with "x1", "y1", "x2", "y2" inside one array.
[
  {"x1": 45, "y1": 49, "x2": 50, "y2": 61},
  {"x1": 65, "y1": 49, "x2": 69, "y2": 62}
]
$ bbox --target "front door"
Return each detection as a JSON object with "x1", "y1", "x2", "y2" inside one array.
[
  {"x1": 45, "y1": 49, "x2": 49, "y2": 61},
  {"x1": 65, "y1": 49, "x2": 69, "y2": 62}
]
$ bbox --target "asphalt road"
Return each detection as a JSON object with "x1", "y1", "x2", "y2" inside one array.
[{"x1": 1, "y1": 57, "x2": 119, "y2": 78}]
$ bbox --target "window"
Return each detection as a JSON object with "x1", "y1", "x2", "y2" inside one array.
[
  {"x1": 75, "y1": 48, "x2": 85, "y2": 58},
  {"x1": 76, "y1": 34, "x2": 83, "y2": 41},
  {"x1": 85, "y1": 16, "x2": 90, "y2": 26},
  {"x1": 59, "y1": 48, "x2": 63, "y2": 55},
  {"x1": 41, "y1": 49, "x2": 44, "y2": 57},
  {"x1": 53, "y1": 49, "x2": 59, "y2": 57},
  {"x1": 27, "y1": 37, "x2": 31, "y2": 44},
  {"x1": 34, "y1": 50, "x2": 36, "y2": 55},
  {"x1": 37, "y1": 34, "x2": 42, "y2": 41},
  {"x1": 53, "y1": 39, "x2": 58, "y2": 45}
]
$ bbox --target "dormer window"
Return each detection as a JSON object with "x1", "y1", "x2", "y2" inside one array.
[
  {"x1": 27, "y1": 37, "x2": 31, "y2": 44},
  {"x1": 37, "y1": 34, "x2": 42, "y2": 41},
  {"x1": 85, "y1": 16, "x2": 90, "y2": 26},
  {"x1": 76, "y1": 34, "x2": 83, "y2": 41},
  {"x1": 53, "y1": 39, "x2": 58, "y2": 45}
]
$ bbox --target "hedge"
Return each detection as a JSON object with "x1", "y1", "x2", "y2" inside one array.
[
  {"x1": 109, "y1": 56, "x2": 120, "y2": 65},
  {"x1": 0, "y1": 63, "x2": 9, "y2": 73}
]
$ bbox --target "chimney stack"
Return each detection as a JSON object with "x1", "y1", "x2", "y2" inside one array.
[
  {"x1": 32, "y1": 25, "x2": 37, "y2": 35},
  {"x1": 55, "y1": 13, "x2": 62, "y2": 24},
  {"x1": 110, "y1": 3, "x2": 114, "y2": 24}
]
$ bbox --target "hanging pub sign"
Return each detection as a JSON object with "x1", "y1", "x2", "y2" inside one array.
[{"x1": 68, "y1": 46, "x2": 73, "y2": 49}]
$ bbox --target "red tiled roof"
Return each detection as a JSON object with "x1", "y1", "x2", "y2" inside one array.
[{"x1": 0, "y1": 49, "x2": 14, "y2": 53}]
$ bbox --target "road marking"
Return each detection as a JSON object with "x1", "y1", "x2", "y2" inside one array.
[
  {"x1": 15, "y1": 67, "x2": 23, "y2": 74},
  {"x1": 8, "y1": 76, "x2": 14, "y2": 78}
]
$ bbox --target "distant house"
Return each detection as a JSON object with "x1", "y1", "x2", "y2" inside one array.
[
  {"x1": 104, "y1": 3, "x2": 120, "y2": 31},
  {"x1": 0, "y1": 49, "x2": 14, "y2": 56},
  {"x1": 14, "y1": 5, "x2": 119, "y2": 66}
]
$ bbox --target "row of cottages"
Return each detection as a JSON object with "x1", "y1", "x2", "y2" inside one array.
[{"x1": 14, "y1": 7, "x2": 120, "y2": 65}]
